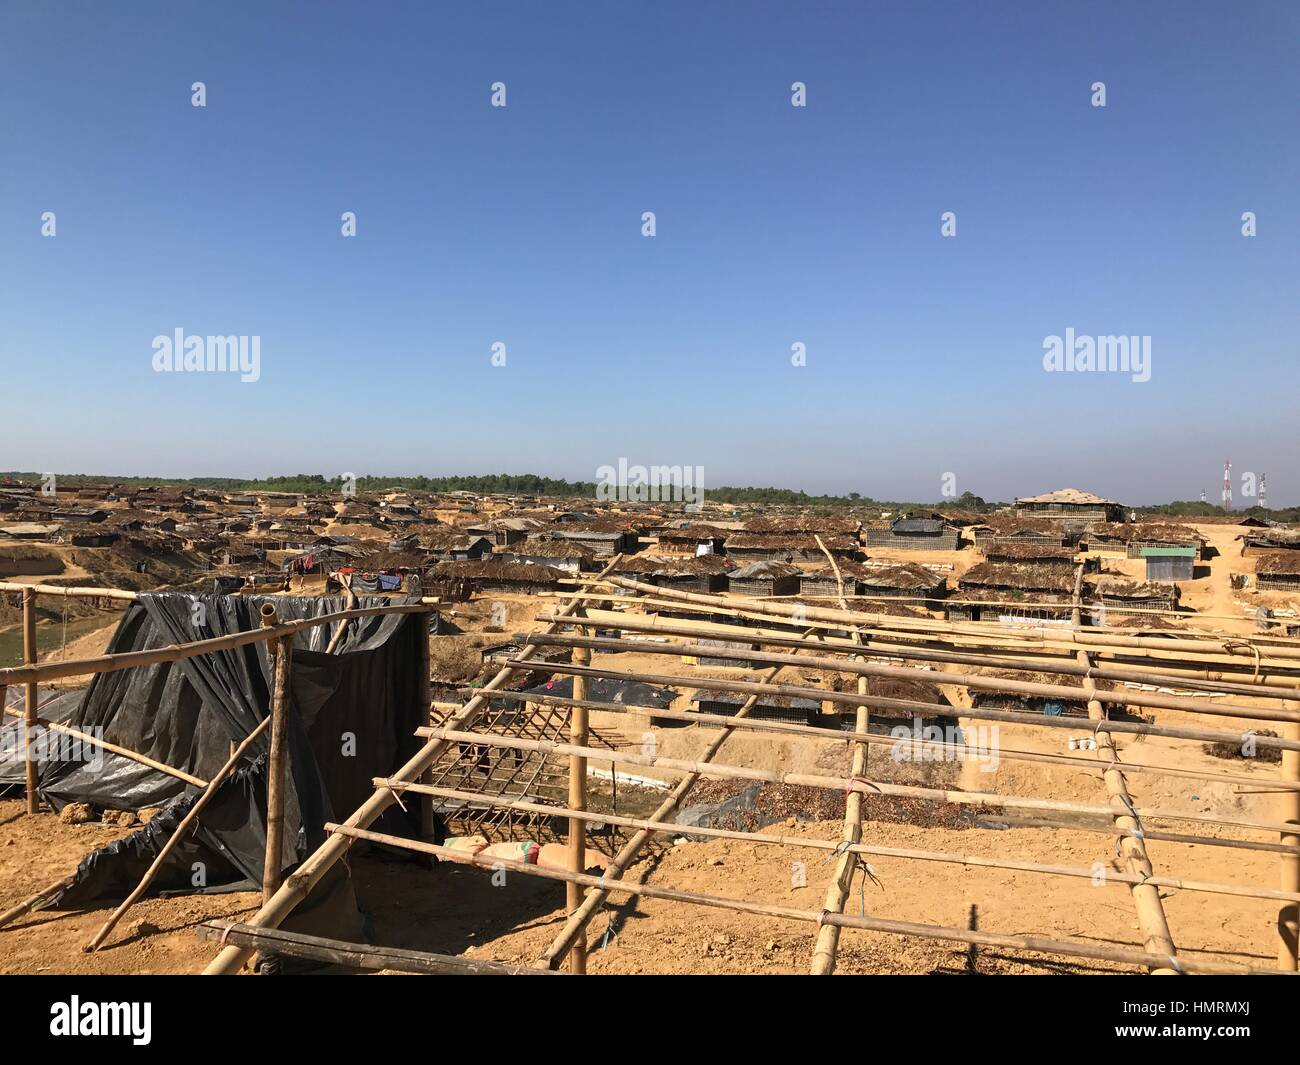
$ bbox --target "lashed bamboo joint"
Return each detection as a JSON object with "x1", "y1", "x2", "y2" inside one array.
[{"x1": 4, "y1": 567, "x2": 1297, "y2": 976}]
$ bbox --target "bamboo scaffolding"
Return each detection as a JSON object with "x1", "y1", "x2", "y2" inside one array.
[
  {"x1": 566, "y1": 640, "x2": 591, "y2": 973},
  {"x1": 0, "y1": 601, "x2": 434, "y2": 687},
  {"x1": 202, "y1": 557, "x2": 626, "y2": 974},
  {"x1": 537, "y1": 662, "x2": 791, "y2": 970},
  {"x1": 23, "y1": 588, "x2": 38, "y2": 814},
  {"x1": 85, "y1": 714, "x2": 273, "y2": 952},
  {"x1": 417, "y1": 726, "x2": 1300, "y2": 841},
  {"x1": 491, "y1": 656, "x2": 1300, "y2": 754},
  {"x1": 809, "y1": 534, "x2": 865, "y2": 974},
  {"x1": 458, "y1": 686, "x2": 1300, "y2": 793},
  {"x1": 263, "y1": 632, "x2": 292, "y2": 903},
  {"x1": 1071, "y1": 567, "x2": 1178, "y2": 975},
  {"x1": 195, "y1": 920, "x2": 560, "y2": 975},
  {"x1": 585, "y1": 575, "x2": 1300, "y2": 665},
  {"x1": 522, "y1": 632, "x2": 1300, "y2": 725},
  {"x1": 541, "y1": 608, "x2": 1300, "y2": 700},
  {"x1": 384, "y1": 781, "x2": 1300, "y2": 906},
  {"x1": 13, "y1": 567, "x2": 1290, "y2": 975},
  {"x1": 328, "y1": 823, "x2": 1288, "y2": 976},
  {"x1": 0, "y1": 580, "x2": 137, "y2": 601}
]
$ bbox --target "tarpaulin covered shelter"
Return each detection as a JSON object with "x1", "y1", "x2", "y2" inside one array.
[{"x1": 0, "y1": 592, "x2": 428, "y2": 937}]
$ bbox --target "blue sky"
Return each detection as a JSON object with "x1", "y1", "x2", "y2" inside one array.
[{"x1": 1, "y1": 1, "x2": 1297, "y2": 504}]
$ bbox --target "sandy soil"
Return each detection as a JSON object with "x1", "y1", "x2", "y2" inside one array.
[{"x1": 0, "y1": 520, "x2": 1292, "y2": 975}]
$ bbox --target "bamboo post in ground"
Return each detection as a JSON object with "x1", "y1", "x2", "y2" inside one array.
[
  {"x1": 1070, "y1": 566, "x2": 1178, "y2": 975},
  {"x1": 810, "y1": 672, "x2": 869, "y2": 974},
  {"x1": 1079, "y1": 646, "x2": 1179, "y2": 974},
  {"x1": 258, "y1": 602, "x2": 277, "y2": 666},
  {"x1": 203, "y1": 558, "x2": 624, "y2": 975},
  {"x1": 85, "y1": 715, "x2": 272, "y2": 952},
  {"x1": 1281, "y1": 705, "x2": 1300, "y2": 971},
  {"x1": 538, "y1": 662, "x2": 789, "y2": 970},
  {"x1": 416, "y1": 612, "x2": 437, "y2": 861},
  {"x1": 263, "y1": 632, "x2": 293, "y2": 902},
  {"x1": 567, "y1": 639, "x2": 591, "y2": 973},
  {"x1": 22, "y1": 588, "x2": 38, "y2": 815}
]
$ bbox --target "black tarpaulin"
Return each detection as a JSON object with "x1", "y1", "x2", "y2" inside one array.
[{"x1": 10, "y1": 593, "x2": 427, "y2": 936}]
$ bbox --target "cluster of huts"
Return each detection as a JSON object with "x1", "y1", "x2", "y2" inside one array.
[{"x1": 5, "y1": 480, "x2": 1295, "y2": 627}]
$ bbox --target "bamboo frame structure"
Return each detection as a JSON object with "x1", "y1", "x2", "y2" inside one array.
[
  {"x1": 567, "y1": 640, "x2": 591, "y2": 973},
  {"x1": 4, "y1": 563, "x2": 1298, "y2": 975},
  {"x1": 0, "y1": 582, "x2": 442, "y2": 951},
  {"x1": 23, "y1": 588, "x2": 38, "y2": 814}
]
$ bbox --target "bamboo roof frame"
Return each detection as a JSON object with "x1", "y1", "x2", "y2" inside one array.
[{"x1": 4, "y1": 564, "x2": 1297, "y2": 976}]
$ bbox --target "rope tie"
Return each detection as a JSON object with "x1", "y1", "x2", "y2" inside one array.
[
  {"x1": 599, "y1": 902, "x2": 616, "y2": 951},
  {"x1": 1223, "y1": 640, "x2": 1262, "y2": 678},
  {"x1": 1117, "y1": 793, "x2": 1146, "y2": 840},
  {"x1": 60, "y1": 588, "x2": 69, "y2": 659},
  {"x1": 383, "y1": 782, "x2": 408, "y2": 813},
  {"x1": 217, "y1": 921, "x2": 234, "y2": 949},
  {"x1": 845, "y1": 775, "x2": 880, "y2": 795}
]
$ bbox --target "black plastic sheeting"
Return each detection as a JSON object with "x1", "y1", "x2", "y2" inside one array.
[
  {"x1": 517, "y1": 675, "x2": 677, "y2": 709},
  {"x1": 1, "y1": 593, "x2": 427, "y2": 938}
]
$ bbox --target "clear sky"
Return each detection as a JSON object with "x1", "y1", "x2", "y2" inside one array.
[{"x1": 2, "y1": 1, "x2": 1297, "y2": 504}]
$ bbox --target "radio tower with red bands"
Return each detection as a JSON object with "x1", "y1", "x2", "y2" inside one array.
[{"x1": 1222, "y1": 460, "x2": 1233, "y2": 511}]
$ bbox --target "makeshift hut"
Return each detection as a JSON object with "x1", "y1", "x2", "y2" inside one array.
[{"x1": 725, "y1": 561, "x2": 802, "y2": 597}]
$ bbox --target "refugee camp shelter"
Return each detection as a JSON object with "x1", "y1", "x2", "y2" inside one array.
[
  {"x1": 1142, "y1": 546, "x2": 1196, "y2": 583},
  {"x1": 1014, "y1": 488, "x2": 1124, "y2": 526}
]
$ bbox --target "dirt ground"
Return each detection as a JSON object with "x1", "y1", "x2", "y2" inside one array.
[
  {"x1": 0, "y1": 707, "x2": 1287, "y2": 975},
  {"x1": 0, "y1": 520, "x2": 1294, "y2": 974}
]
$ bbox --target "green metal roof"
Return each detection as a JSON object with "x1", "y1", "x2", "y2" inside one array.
[{"x1": 1140, "y1": 546, "x2": 1196, "y2": 557}]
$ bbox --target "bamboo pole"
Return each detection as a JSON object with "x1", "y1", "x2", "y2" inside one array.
[
  {"x1": 0, "y1": 601, "x2": 433, "y2": 687},
  {"x1": 195, "y1": 920, "x2": 561, "y2": 975},
  {"x1": 564, "y1": 592, "x2": 1300, "y2": 685},
  {"x1": 809, "y1": 534, "x2": 865, "y2": 974},
  {"x1": 388, "y1": 781, "x2": 1300, "y2": 905},
  {"x1": 524, "y1": 632, "x2": 1300, "y2": 725},
  {"x1": 85, "y1": 715, "x2": 272, "y2": 952},
  {"x1": 0, "y1": 875, "x2": 76, "y2": 930},
  {"x1": 330, "y1": 823, "x2": 1285, "y2": 976},
  {"x1": 1, "y1": 704, "x2": 207, "y2": 788},
  {"x1": 324, "y1": 572, "x2": 358, "y2": 654},
  {"x1": 588, "y1": 574, "x2": 1300, "y2": 665},
  {"x1": 416, "y1": 611, "x2": 437, "y2": 860},
  {"x1": 263, "y1": 633, "x2": 292, "y2": 902},
  {"x1": 421, "y1": 726, "x2": 1300, "y2": 841},
  {"x1": 1081, "y1": 650, "x2": 1180, "y2": 975},
  {"x1": 567, "y1": 639, "x2": 591, "y2": 973},
  {"x1": 1281, "y1": 705, "x2": 1300, "y2": 970},
  {"x1": 0, "y1": 580, "x2": 136, "y2": 600},
  {"x1": 1071, "y1": 566, "x2": 1178, "y2": 975},
  {"x1": 541, "y1": 608, "x2": 1300, "y2": 700},
  {"x1": 22, "y1": 588, "x2": 38, "y2": 814},
  {"x1": 460, "y1": 685, "x2": 1300, "y2": 793},
  {"x1": 810, "y1": 670, "x2": 868, "y2": 974},
  {"x1": 538, "y1": 663, "x2": 789, "y2": 970},
  {"x1": 203, "y1": 557, "x2": 625, "y2": 974},
  {"x1": 492, "y1": 656, "x2": 1300, "y2": 755}
]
